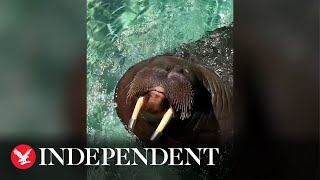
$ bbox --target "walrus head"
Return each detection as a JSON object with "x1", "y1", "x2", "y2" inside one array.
[
  {"x1": 126, "y1": 57, "x2": 196, "y2": 140},
  {"x1": 115, "y1": 55, "x2": 232, "y2": 147}
]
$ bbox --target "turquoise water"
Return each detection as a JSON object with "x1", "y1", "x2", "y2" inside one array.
[{"x1": 87, "y1": 0, "x2": 233, "y2": 179}]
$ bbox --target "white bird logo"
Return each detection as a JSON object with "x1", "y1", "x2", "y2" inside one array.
[{"x1": 13, "y1": 148, "x2": 32, "y2": 165}]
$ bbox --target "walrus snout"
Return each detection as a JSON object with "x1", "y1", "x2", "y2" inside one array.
[
  {"x1": 127, "y1": 85, "x2": 176, "y2": 141},
  {"x1": 143, "y1": 87, "x2": 169, "y2": 113},
  {"x1": 128, "y1": 95, "x2": 174, "y2": 141}
]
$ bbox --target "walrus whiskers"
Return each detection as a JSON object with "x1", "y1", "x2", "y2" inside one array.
[
  {"x1": 150, "y1": 107, "x2": 174, "y2": 141},
  {"x1": 128, "y1": 96, "x2": 144, "y2": 130}
]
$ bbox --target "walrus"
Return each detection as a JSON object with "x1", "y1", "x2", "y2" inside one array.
[{"x1": 114, "y1": 55, "x2": 232, "y2": 147}]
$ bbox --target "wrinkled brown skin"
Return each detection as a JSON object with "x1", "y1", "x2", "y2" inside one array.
[{"x1": 114, "y1": 56, "x2": 232, "y2": 148}]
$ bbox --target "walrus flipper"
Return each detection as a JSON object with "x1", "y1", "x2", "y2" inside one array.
[{"x1": 196, "y1": 64, "x2": 233, "y2": 138}]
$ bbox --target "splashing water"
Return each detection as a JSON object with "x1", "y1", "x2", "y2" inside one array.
[{"x1": 87, "y1": 0, "x2": 233, "y2": 179}]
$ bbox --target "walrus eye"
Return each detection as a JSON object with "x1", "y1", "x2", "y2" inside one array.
[{"x1": 164, "y1": 65, "x2": 172, "y2": 71}]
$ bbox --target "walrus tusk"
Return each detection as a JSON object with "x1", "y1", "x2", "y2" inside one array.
[
  {"x1": 150, "y1": 107, "x2": 174, "y2": 141},
  {"x1": 128, "y1": 97, "x2": 144, "y2": 130}
]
